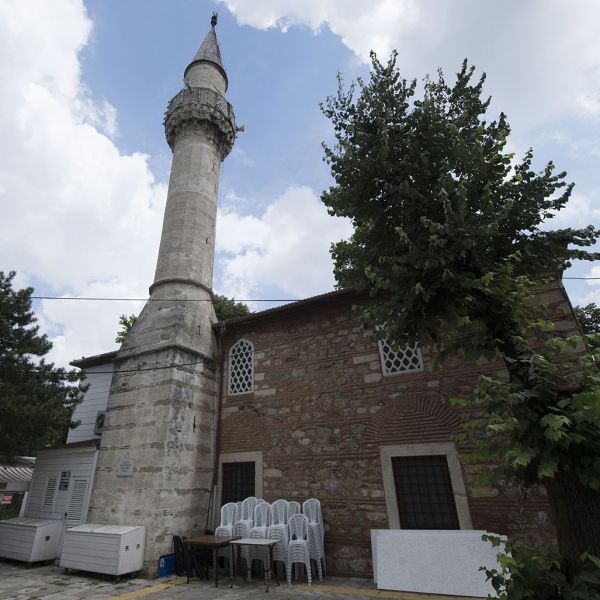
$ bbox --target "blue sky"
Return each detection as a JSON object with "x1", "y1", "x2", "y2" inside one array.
[{"x1": 0, "y1": 0, "x2": 599, "y2": 367}]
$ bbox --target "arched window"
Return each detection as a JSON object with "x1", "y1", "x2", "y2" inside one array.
[
  {"x1": 378, "y1": 337, "x2": 424, "y2": 375},
  {"x1": 228, "y1": 338, "x2": 254, "y2": 395}
]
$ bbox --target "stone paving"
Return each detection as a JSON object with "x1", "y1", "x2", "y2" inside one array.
[{"x1": 0, "y1": 560, "x2": 478, "y2": 600}]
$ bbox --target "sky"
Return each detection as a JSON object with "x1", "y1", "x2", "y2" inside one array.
[{"x1": 1, "y1": 0, "x2": 599, "y2": 368}]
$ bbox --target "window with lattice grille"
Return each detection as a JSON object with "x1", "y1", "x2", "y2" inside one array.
[
  {"x1": 392, "y1": 455, "x2": 460, "y2": 529},
  {"x1": 378, "y1": 337, "x2": 424, "y2": 375},
  {"x1": 228, "y1": 338, "x2": 254, "y2": 395}
]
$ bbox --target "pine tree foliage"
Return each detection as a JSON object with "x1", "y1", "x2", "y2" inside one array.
[
  {"x1": 212, "y1": 294, "x2": 251, "y2": 321},
  {"x1": 321, "y1": 54, "x2": 600, "y2": 577},
  {"x1": 0, "y1": 272, "x2": 84, "y2": 460}
]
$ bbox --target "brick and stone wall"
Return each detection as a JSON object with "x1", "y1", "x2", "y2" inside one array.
[{"x1": 218, "y1": 281, "x2": 582, "y2": 576}]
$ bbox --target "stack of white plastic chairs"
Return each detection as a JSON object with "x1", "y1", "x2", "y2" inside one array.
[
  {"x1": 287, "y1": 513, "x2": 312, "y2": 585},
  {"x1": 215, "y1": 502, "x2": 237, "y2": 568},
  {"x1": 303, "y1": 498, "x2": 326, "y2": 580},
  {"x1": 215, "y1": 496, "x2": 324, "y2": 585},
  {"x1": 248, "y1": 501, "x2": 271, "y2": 579},
  {"x1": 233, "y1": 496, "x2": 257, "y2": 571},
  {"x1": 267, "y1": 499, "x2": 289, "y2": 578}
]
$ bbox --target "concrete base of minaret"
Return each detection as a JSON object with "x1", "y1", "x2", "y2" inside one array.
[{"x1": 88, "y1": 283, "x2": 219, "y2": 569}]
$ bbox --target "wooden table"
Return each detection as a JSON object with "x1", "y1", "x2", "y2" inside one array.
[
  {"x1": 230, "y1": 537, "x2": 279, "y2": 592},
  {"x1": 184, "y1": 535, "x2": 239, "y2": 588}
]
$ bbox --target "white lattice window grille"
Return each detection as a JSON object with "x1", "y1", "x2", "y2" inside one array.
[
  {"x1": 378, "y1": 337, "x2": 424, "y2": 375},
  {"x1": 228, "y1": 338, "x2": 254, "y2": 395}
]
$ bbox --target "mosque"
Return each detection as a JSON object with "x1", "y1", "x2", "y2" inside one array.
[{"x1": 3, "y1": 17, "x2": 581, "y2": 577}]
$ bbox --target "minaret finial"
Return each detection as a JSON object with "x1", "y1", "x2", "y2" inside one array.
[{"x1": 211, "y1": 12, "x2": 218, "y2": 28}]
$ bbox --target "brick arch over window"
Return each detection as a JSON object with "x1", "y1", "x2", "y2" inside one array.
[
  {"x1": 220, "y1": 412, "x2": 267, "y2": 453},
  {"x1": 365, "y1": 393, "x2": 462, "y2": 445}
]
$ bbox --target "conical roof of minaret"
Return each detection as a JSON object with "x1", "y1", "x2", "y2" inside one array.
[{"x1": 184, "y1": 15, "x2": 228, "y2": 90}]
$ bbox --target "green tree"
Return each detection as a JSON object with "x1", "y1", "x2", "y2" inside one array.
[
  {"x1": 115, "y1": 295, "x2": 250, "y2": 343},
  {"x1": 0, "y1": 271, "x2": 84, "y2": 460},
  {"x1": 321, "y1": 54, "x2": 600, "y2": 577},
  {"x1": 115, "y1": 314, "x2": 138, "y2": 344},
  {"x1": 575, "y1": 302, "x2": 600, "y2": 336},
  {"x1": 213, "y1": 294, "x2": 251, "y2": 321}
]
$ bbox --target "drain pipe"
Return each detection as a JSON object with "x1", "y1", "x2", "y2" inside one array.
[{"x1": 206, "y1": 321, "x2": 226, "y2": 533}]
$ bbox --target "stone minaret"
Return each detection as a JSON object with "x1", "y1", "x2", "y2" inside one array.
[{"x1": 88, "y1": 16, "x2": 236, "y2": 567}]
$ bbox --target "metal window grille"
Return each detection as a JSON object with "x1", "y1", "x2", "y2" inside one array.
[
  {"x1": 222, "y1": 461, "x2": 255, "y2": 505},
  {"x1": 228, "y1": 338, "x2": 254, "y2": 395},
  {"x1": 392, "y1": 455, "x2": 460, "y2": 529},
  {"x1": 43, "y1": 477, "x2": 57, "y2": 510},
  {"x1": 378, "y1": 338, "x2": 423, "y2": 375}
]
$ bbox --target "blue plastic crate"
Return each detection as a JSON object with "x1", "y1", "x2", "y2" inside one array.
[{"x1": 157, "y1": 553, "x2": 176, "y2": 577}]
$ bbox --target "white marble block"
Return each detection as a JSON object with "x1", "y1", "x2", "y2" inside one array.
[{"x1": 371, "y1": 529, "x2": 505, "y2": 598}]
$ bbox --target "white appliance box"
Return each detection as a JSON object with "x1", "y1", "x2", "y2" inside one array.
[
  {"x1": 59, "y1": 524, "x2": 145, "y2": 576},
  {"x1": 0, "y1": 517, "x2": 63, "y2": 563}
]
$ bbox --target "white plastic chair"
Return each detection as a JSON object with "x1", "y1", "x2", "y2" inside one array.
[
  {"x1": 267, "y1": 521, "x2": 289, "y2": 580},
  {"x1": 233, "y1": 497, "x2": 257, "y2": 573},
  {"x1": 238, "y1": 496, "x2": 258, "y2": 529},
  {"x1": 288, "y1": 501, "x2": 301, "y2": 519},
  {"x1": 250, "y1": 502, "x2": 271, "y2": 538},
  {"x1": 248, "y1": 502, "x2": 271, "y2": 579},
  {"x1": 216, "y1": 502, "x2": 237, "y2": 536},
  {"x1": 214, "y1": 502, "x2": 238, "y2": 569},
  {"x1": 303, "y1": 498, "x2": 325, "y2": 580},
  {"x1": 270, "y1": 499, "x2": 289, "y2": 525},
  {"x1": 287, "y1": 513, "x2": 312, "y2": 585}
]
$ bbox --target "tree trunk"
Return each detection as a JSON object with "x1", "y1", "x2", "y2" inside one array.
[{"x1": 544, "y1": 469, "x2": 600, "y2": 580}]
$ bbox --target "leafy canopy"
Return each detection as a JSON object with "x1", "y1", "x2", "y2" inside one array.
[
  {"x1": 576, "y1": 303, "x2": 600, "y2": 336},
  {"x1": 0, "y1": 271, "x2": 84, "y2": 460},
  {"x1": 321, "y1": 54, "x2": 599, "y2": 357}
]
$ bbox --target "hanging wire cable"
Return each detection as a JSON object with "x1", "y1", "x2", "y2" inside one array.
[
  {"x1": 30, "y1": 296, "x2": 301, "y2": 301},
  {"x1": 17, "y1": 359, "x2": 206, "y2": 377},
  {"x1": 26, "y1": 278, "x2": 600, "y2": 302}
]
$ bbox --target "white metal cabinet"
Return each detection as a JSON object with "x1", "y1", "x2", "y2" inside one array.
[
  {"x1": 59, "y1": 524, "x2": 145, "y2": 576},
  {"x1": 0, "y1": 517, "x2": 63, "y2": 562}
]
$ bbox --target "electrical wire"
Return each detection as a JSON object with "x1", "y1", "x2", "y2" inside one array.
[
  {"x1": 13, "y1": 359, "x2": 205, "y2": 377},
  {"x1": 30, "y1": 296, "x2": 300, "y2": 302},
  {"x1": 27, "y1": 277, "x2": 600, "y2": 302}
]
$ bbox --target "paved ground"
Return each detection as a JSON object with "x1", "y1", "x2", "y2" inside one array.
[{"x1": 0, "y1": 560, "x2": 478, "y2": 600}]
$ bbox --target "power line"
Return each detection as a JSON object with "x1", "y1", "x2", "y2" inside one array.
[
  {"x1": 31, "y1": 296, "x2": 300, "y2": 302},
  {"x1": 19, "y1": 359, "x2": 206, "y2": 377},
  {"x1": 27, "y1": 277, "x2": 600, "y2": 302}
]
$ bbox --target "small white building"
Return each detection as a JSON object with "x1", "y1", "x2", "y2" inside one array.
[{"x1": 0, "y1": 352, "x2": 116, "y2": 563}]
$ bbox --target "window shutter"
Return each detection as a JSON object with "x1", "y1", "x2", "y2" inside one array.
[
  {"x1": 43, "y1": 478, "x2": 57, "y2": 510},
  {"x1": 66, "y1": 479, "x2": 88, "y2": 523}
]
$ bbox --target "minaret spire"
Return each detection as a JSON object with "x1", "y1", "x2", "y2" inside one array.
[{"x1": 184, "y1": 12, "x2": 227, "y2": 90}]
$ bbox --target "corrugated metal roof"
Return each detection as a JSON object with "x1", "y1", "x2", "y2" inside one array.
[{"x1": 0, "y1": 466, "x2": 33, "y2": 483}]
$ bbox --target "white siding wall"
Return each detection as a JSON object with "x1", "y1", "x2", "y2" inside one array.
[
  {"x1": 25, "y1": 447, "x2": 97, "y2": 526},
  {"x1": 67, "y1": 363, "x2": 113, "y2": 443}
]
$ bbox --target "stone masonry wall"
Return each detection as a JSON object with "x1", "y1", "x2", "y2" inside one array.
[{"x1": 218, "y1": 281, "x2": 582, "y2": 577}]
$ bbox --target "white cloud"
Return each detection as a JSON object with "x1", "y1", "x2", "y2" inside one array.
[
  {"x1": 220, "y1": 0, "x2": 600, "y2": 130},
  {"x1": 0, "y1": 0, "x2": 166, "y2": 367},
  {"x1": 215, "y1": 185, "x2": 352, "y2": 302},
  {"x1": 547, "y1": 193, "x2": 600, "y2": 229}
]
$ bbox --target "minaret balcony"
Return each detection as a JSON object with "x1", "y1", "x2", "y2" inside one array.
[{"x1": 164, "y1": 87, "x2": 236, "y2": 158}]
